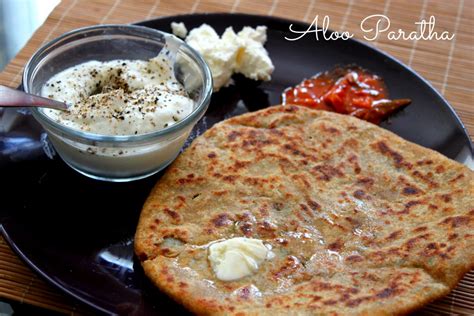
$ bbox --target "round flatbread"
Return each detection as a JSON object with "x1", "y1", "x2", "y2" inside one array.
[{"x1": 135, "y1": 105, "x2": 474, "y2": 315}]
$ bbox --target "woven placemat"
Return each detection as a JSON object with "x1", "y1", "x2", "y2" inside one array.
[{"x1": 0, "y1": 0, "x2": 472, "y2": 315}]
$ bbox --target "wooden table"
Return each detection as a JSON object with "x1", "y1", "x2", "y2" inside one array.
[{"x1": 0, "y1": 0, "x2": 472, "y2": 314}]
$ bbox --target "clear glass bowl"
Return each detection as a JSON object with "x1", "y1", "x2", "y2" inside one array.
[{"x1": 23, "y1": 24, "x2": 212, "y2": 182}]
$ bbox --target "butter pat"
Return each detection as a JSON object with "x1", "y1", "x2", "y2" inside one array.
[{"x1": 208, "y1": 237, "x2": 274, "y2": 281}]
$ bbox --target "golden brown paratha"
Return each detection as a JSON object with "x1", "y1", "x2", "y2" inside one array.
[{"x1": 135, "y1": 105, "x2": 474, "y2": 315}]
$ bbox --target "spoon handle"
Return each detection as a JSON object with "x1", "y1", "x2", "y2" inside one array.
[{"x1": 0, "y1": 85, "x2": 68, "y2": 110}]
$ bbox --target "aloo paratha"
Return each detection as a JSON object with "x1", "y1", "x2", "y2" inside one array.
[{"x1": 135, "y1": 105, "x2": 474, "y2": 315}]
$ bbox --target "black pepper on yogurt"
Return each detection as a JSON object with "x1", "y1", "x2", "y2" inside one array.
[{"x1": 41, "y1": 49, "x2": 193, "y2": 135}]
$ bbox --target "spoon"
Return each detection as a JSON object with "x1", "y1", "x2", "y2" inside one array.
[
  {"x1": 0, "y1": 85, "x2": 69, "y2": 111},
  {"x1": 0, "y1": 37, "x2": 181, "y2": 112}
]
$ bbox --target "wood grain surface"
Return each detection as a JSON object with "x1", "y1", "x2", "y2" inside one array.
[{"x1": 0, "y1": 0, "x2": 472, "y2": 315}]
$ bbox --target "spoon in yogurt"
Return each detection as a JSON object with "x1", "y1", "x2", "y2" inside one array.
[{"x1": 0, "y1": 85, "x2": 69, "y2": 110}]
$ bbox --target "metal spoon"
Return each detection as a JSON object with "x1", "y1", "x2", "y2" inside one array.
[{"x1": 0, "y1": 85, "x2": 68, "y2": 111}]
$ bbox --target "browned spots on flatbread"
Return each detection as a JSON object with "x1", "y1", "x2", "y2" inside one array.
[
  {"x1": 345, "y1": 276, "x2": 408, "y2": 307},
  {"x1": 373, "y1": 141, "x2": 404, "y2": 168},
  {"x1": 347, "y1": 154, "x2": 362, "y2": 174},
  {"x1": 435, "y1": 165, "x2": 445, "y2": 173},
  {"x1": 312, "y1": 164, "x2": 344, "y2": 181},
  {"x1": 448, "y1": 233, "x2": 458, "y2": 240},
  {"x1": 412, "y1": 170, "x2": 439, "y2": 188},
  {"x1": 403, "y1": 186, "x2": 420, "y2": 195},
  {"x1": 386, "y1": 230, "x2": 402, "y2": 241},
  {"x1": 345, "y1": 216, "x2": 359, "y2": 226},
  {"x1": 159, "y1": 228, "x2": 189, "y2": 243},
  {"x1": 268, "y1": 113, "x2": 303, "y2": 129},
  {"x1": 137, "y1": 252, "x2": 148, "y2": 261},
  {"x1": 227, "y1": 130, "x2": 241, "y2": 141},
  {"x1": 163, "y1": 208, "x2": 181, "y2": 223},
  {"x1": 405, "y1": 233, "x2": 431, "y2": 251},
  {"x1": 323, "y1": 299, "x2": 338, "y2": 305},
  {"x1": 212, "y1": 213, "x2": 233, "y2": 227},
  {"x1": 294, "y1": 208, "x2": 308, "y2": 223},
  {"x1": 222, "y1": 175, "x2": 237, "y2": 183},
  {"x1": 396, "y1": 200, "x2": 424, "y2": 215},
  {"x1": 299, "y1": 203, "x2": 315, "y2": 218},
  {"x1": 320, "y1": 123, "x2": 341, "y2": 135},
  {"x1": 346, "y1": 255, "x2": 364, "y2": 263},
  {"x1": 238, "y1": 222, "x2": 253, "y2": 236},
  {"x1": 283, "y1": 143, "x2": 305, "y2": 157},
  {"x1": 439, "y1": 194, "x2": 452, "y2": 203},
  {"x1": 292, "y1": 174, "x2": 312, "y2": 188},
  {"x1": 416, "y1": 159, "x2": 433, "y2": 166},
  {"x1": 134, "y1": 105, "x2": 474, "y2": 315},
  {"x1": 242, "y1": 137, "x2": 275, "y2": 149},
  {"x1": 237, "y1": 286, "x2": 252, "y2": 300},
  {"x1": 353, "y1": 190, "x2": 367, "y2": 199},
  {"x1": 440, "y1": 215, "x2": 471, "y2": 228},
  {"x1": 232, "y1": 160, "x2": 250, "y2": 170},
  {"x1": 419, "y1": 242, "x2": 451, "y2": 259},
  {"x1": 346, "y1": 297, "x2": 364, "y2": 307},
  {"x1": 449, "y1": 173, "x2": 465, "y2": 183},
  {"x1": 356, "y1": 177, "x2": 374, "y2": 187},
  {"x1": 398, "y1": 176, "x2": 424, "y2": 195},
  {"x1": 212, "y1": 190, "x2": 228, "y2": 196},
  {"x1": 244, "y1": 176, "x2": 270, "y2": 187},
  {"x1": 272, "y1": 256, "x2": 302, "y2": 279},
  {"x1": 257, "y1": 220, "x2": 278, "y2": 237},
  {"x1": 307, "y1": 199, "x2": 320, "y2": 211},
  {"x1": 413, "y1": 226, "x2": 428, "y2": 233},
  {"x1": 177, "y1": 175, "x2": 205, "y2": 185},
  {"x1": 329, "y1": 239, "x2": 344, "y2": 251}
]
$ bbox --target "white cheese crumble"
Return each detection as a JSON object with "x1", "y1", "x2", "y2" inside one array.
[
  {"x1": 171, "y1": 22, "x2": 188, "y2": 39},
  {"x1": 208, "y1": 237, "x2": 274, "y2": 281},
  {"x1": 172, "y1": 23, "x2": 274, "y2": 91}
]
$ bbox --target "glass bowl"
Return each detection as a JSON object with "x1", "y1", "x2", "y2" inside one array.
[{"x1": 23, "y1": 24, "x2": 212, "y2": 182}]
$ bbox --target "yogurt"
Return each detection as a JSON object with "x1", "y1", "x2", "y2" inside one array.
[
  {"x1": 38, "y1": 40, "x2": 200, "y2": 181},
  {"x1": 41, "y1": 54, "x2": 194, "y2": 135}
]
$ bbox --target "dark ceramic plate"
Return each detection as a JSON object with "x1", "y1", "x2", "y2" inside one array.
[{"x1": 1, "y1": 13, "x2": 472, "y2": 315}]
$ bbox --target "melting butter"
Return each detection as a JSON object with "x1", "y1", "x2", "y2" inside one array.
[{"x1": 208, "y1": 237, "x2": 274, "y2": 281}]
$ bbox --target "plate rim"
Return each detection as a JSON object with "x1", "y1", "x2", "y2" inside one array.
[
  {"x1": 2, "y1": 12, "x2": 473, "y2": 315},
  {"x1": 0, "y1": 225, "x2": 110, "y2": 314}
]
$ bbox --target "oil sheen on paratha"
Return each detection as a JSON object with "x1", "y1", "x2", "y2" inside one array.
[{"x1": 135, "y1": 105, "x2": 474, "y2": 315}]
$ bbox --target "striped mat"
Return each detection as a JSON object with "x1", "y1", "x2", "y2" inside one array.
[{"x1": 0, "y1": 0, "x2": 472, "y2": 314}]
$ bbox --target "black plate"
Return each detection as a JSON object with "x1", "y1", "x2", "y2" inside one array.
[{"x1": 1, "y1": 13, "x2": 472, "y2": 315}]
